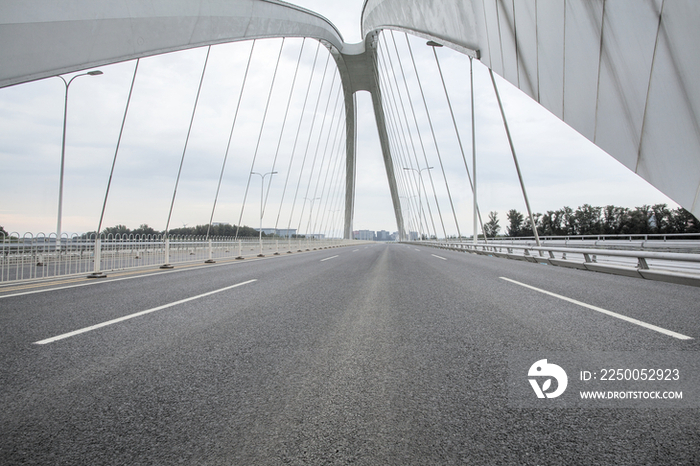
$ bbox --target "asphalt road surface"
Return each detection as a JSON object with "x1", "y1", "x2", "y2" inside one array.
[{"x1": 1, "y1": 243, "x2": 699, "y2": 464}]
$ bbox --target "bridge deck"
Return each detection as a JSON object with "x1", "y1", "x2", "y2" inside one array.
[{"x1": 1, "y1": 243, "x2": 698, "y2": 464}]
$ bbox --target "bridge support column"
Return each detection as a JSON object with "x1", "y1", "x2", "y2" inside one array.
[
  {"x1": 369, "y1": 84, "x2": 406, "y2": 241},
  {"x1": 336, "y1": 37, "x2": 406, "y2": 241},
  {"x1": 343, "y1": 92, "x2": 357, "y2": 240},
  {"x1": 366, "y1": 40, "x2": 406, "y2": 242}
]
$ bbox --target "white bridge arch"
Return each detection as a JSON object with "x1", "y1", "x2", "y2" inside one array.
[{"x1": 2, "y1": 0, "x2": 699, "y2": 236}]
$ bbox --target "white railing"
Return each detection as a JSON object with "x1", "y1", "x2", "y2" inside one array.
[
  {"x1": 0, "y1": 232, "x2": 359, "y2": 283},
  {"x1": 471, "y1": 233, "x2": 700, "y2": 253},
  {"x1": 410, "y1": 239, "x2": 700, "y2": 287}
]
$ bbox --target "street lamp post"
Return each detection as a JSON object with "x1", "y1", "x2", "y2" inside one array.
[
  {"x1": 251, "y1": 171, "x2": 277, "y2": 257},
  {"x1": 56, "y1": 70, "x2": 103, "y2": 248},
  {"x1": 404, "y1": 166, "x2": 433, "y2": 240}
]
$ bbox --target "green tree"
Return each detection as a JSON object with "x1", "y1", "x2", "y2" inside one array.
[
  {"x1": 132, "y1": 224, "x2": 158, "y2": 237},
  {"x1": 540, "y1": 209, "x2": 570, "y2": 236},
  {"x1": 650, "y1": 204, "x2": 672, "y2": 234},
  {"x1": 558, "y1": 206, "x2": 575, "y2": 235},
  {"x1": 235, "y1": 224, "x2": 264, "y2": 237},
  {"x1": 574, "y1": 204, "x2": 602, "y2": 235},
  {"x1": 483, "y1": 211, "x2": 501, "y2": 238},
  {"x1": 101, "y1": 225, "x2": 131, "y2": 236},
  {"x1": 520, "y1": 213, "x2": 542, "y2": 237},
  {"x1": 539, "y1": 211, "x2": 557, "y2": 236},
  {"x1": 167, "y1": 223, "x2": 262, "y2": 238},
  {"x1": 602, "y1": 205, "x2": 629, "y2": 235},
  {"x1": 204, "y1": 223, "x2": 236, "y2": 237},
  {"x1": 626, "y1": 205, "x2": 652, "y2": 234},
  {"x1": 502, "y1": 203, "x2": 699, "y2": 237},
  {"x1": 670, "y1": 208, "x2": 700, "y2": 233},
  {"x1": 506, "y1": 209, "x2": 524, "y2": 237}
]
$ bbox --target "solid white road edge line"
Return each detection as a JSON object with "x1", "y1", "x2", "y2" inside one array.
[
  {"x1": 33, "y1": 279, "x2": 258, "y2": 345},
  {"x1": 431, "y1": 254, "x2": 447, "y2": 261},
  {"x1": 0, "y1": 256, "x2": 268, "y2": 299},
  {"x1": 499, "y1": 277, "x2": 693, "y2": 340},
  {"x1": 320, "y1": 255, "x2": 339, "y2": 262}
]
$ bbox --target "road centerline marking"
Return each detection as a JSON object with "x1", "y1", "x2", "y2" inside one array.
[
  {"x1": 431, "y1": 254, "x2": 447, "y2": 261},
  {"x1": 320, "y1": 255, "x2": 339, "y2": 262},
  {"x1": 499, "y1": 277, "x2": 693, "y2": 340},
  {"x1": 33, "y1": 279, "x2": 258, "y2": 345}
]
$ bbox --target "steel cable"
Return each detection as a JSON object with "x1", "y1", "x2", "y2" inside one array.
[
  {"x1": 430, "y1": 44, "x2": 487, "y2": 242},
  {"x1": 299, "y1": 72, "x2": 339, "y2": 236},
  {"x1": 382, "y1": 33, "x2": 442, "y2": 238},
  {"x1": 235, "y1": 38, "x2": 286, "y2": 239},
  {"x1": 95, "y1": 58, "x2": 140, "y2": 237},
  {"x1": 309, "y1": 86, "x2": 343, "y2": 235},
  {"x1": 205, "y1": 41, "x2": 256, "y2": 239},
  {"x1": 274, "y1": 41, "x2": 322, "y2": 232},
  {"x1": 165, "y1": 46, "x2": 211, "y2": 237},
  {"x1": 402, "y1": 32, "x2": 460, "y2": 239},
  {"x1": 289, "y1": 54, "x2": 333, "y2": 235},
  {"x1": 376, "y1": 35, "x2": 434, "y2": 238},
  {"x1": 262, "y1": 39, "x2": 307, "y2": 218}
]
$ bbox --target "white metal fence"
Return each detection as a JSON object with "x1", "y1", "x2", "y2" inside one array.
[
  {"x1": 476, "y1": 233, "x2": 700, "y2": 253},
  {"x1": 414, "y1": 238, "x2": 700, "y2": 287},
  {"x1": 0, "y1": 233, "x2": 357, "y2": 283}
]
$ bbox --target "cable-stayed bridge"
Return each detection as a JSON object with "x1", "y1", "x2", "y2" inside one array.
[{"x1": 1, "y1": 1, "x2": 700, "y2": 464}]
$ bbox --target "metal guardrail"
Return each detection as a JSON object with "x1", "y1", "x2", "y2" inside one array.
[
  {"x1": 480, "y1": 233, "x2": 700, "y2": 241},
  {"x1": 0, "y1": 233, "x2": 360, "y2": 283},
  {"x1": 410, "y1": 239, "x2": 700, "y2": 287},
  {"x1": 476, "y1": 233, "x2": 700, "y2": 253}
]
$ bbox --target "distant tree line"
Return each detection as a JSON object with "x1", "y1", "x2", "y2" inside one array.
[
  {"x1": 81, "y1": 223, "x2": 265, "y2": 238},
  {"x1": 482, "y1": 204, "x2": 700, "y2": 238}
]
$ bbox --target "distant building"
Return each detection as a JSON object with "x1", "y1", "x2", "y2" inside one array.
[
  {"x1": 255, "y1": 228, "x2": 297, "y2": 238},
  {"x1": 376, "y1": 230, "x2": 391, "y2": 241},
  {"x1": 353, "y1": 230, "x2": 375, "y2": 241}
]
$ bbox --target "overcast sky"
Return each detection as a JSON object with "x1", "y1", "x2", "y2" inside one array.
[{"x1": 0, "y1": 0, "x2": 678, "y2": 237}]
